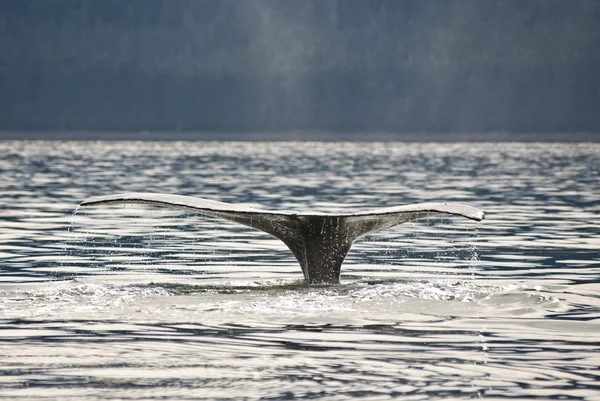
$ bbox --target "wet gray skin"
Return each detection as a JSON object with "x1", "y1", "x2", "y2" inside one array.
[{"x1": 80, "y1": 193, "x2": 484, "y2": 284}]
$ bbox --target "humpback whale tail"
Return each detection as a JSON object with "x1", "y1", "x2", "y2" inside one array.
[{"x1": 80, "y1": 193, "x2": 484, "y2": 284}]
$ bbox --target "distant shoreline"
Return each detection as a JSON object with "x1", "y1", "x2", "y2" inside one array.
[{"x1": 0, "y1": 131, "x2": 598, "y2": 142}]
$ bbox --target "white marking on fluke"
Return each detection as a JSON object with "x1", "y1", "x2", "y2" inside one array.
[{"x1": 80, "y1": 193, "x2": 485, "y2": 284}]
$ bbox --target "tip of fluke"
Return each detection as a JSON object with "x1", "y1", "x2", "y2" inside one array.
[
  {"x1": 79, "y1": 198, "x2": 103, "y2": 207},
  {"x1": 471, "y1": 210, "x2": 485, "y2": 222},
  {"x1": 79, "y1": 194, "x2": 107, "y2": 206}
]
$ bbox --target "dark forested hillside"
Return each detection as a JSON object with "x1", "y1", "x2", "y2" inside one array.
[{"x1": 1, "y1": 0, "x2": 599, "y2": 133}]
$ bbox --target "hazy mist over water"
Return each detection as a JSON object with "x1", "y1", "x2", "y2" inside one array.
[
  {"x1": 1, "y1": 141, "x2": 599, "y2": 399},
  {"x1": 1, "y1": 0, "x2": 600, "y2": 136}
]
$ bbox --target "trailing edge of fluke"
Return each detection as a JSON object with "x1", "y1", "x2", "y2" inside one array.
[{"x1": 80, "y1": 193, "x2": 484, "y2": 284}]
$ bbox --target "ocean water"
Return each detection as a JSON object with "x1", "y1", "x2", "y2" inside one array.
[{"x1": 0, "y1": 140, "x2": 599, "y2": 400}]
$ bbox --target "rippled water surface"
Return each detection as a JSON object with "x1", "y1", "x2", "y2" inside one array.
[{"x1": 1, "y1": 141, "x2": 599, "y2": 400}]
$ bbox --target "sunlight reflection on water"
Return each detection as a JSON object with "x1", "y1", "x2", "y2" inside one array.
[{"x1": 0, "y1": 141, "x2": 599, "y2": 400}]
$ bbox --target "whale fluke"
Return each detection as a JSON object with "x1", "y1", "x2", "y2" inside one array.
[{"x1": 80, "y1": 193, "x2": 484, "y2": 284}]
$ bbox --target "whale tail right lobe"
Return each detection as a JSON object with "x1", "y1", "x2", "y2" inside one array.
[{"x1": 275, "y1": 206, "x2": 484, "y2": 284}]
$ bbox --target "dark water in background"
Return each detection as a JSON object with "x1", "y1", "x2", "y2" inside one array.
[{"x1": 0, "y1": 141, "x2": 599, "y2": 400}]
